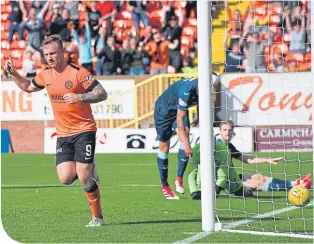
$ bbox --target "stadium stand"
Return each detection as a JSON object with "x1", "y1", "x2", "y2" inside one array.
[{"x1": 1, "y1": 0, "x2": 311, "y2": 78}]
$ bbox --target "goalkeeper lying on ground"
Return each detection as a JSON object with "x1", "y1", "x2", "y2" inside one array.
[{"x1": 187, "y1": 121, "x2": 311, "y2": 200}]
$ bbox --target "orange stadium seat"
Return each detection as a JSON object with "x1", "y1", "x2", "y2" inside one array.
[
  {"x1": 1, "y1": 4, "x2": 11, "y2": 14},
  {"x1": 148, "y1": 9, "x2": 163, "y2": 19},
  {"x1": 11, "y1": 50, "x2": 23, "y2": 59},
  {"x1": 148, "y1": 9, "x2": 163, "y2": 29},
  {"x1": 185, "y1": 18, "x2": 197, "y2": 27},
  {"x1": 264, "y1": 46, "x2": 270, "y2": 64},
  {"x1": 173, "y1": 1, "x2": 187, "y2": 9},
  {"x1": 1, "y1": 40, "x2": 10, "y2": 49},
  {"x1": 175, "y1": 7, "x2": 186, "y2": 19},
  {"x1": 180, "y1": 45, "x2": 190, "y2": 57},
  {"x1": 1, "y1": 31, "x2": 10, "y2": 40},
  {"x1": 146, "y1": 1, "x2": 162, "y2": 13},
  {"x1": 274, "y1": 43, "x2": 289, "y2": 55},
  {"x1": 267, "y1": 62, "x2": 276, "y2": 72},
  {"x1": 181, "y1": 35, "x2": 194, "y2": 49},
  {"x1": 1, "y1": 49, "x2": 11, "y2": 59},
  {"x1": 268, "y1": 3, "x2": 283, "y2": 15},
  {"x1": 1, "y1": 13, "x2": 9, "y2": 21},
  {"x1": 297, "y1": 61, "x2": 311, "y2": 71},
  {"x1": 269, "y1": 14, "x2": 280, "y2": 26},
  {"x1": 304, "y1": 52, "x2": 311, "y2": 62},
  {"x1": 117, "y1": 10, "x2": 132, "y2": 20},
  {"x1": 283, "y1": 33, "x2": 291, "y2": 43},
  {"x1": 1, "y1": 22, "x2": 10, "y2": 32},
  {"x1": 182, "y1": 26, "x2": 197, "y2": 39},
  {"x1": 11, "y1": 58, "x2": 23, "y2": 69},
  {"x1": 113, "y1": 19, "x2": 134, "y2": 29},
  {"x1": 10, "y1": 40, "x2": 27, "y2": 50},
  {"x1": 285, "y1": 52, "x2": 304, "y2": 62},
  {"x1": 254, "y1": 3, "x2": 267, "y2": 16},
  {"x1": 113, "y1": 19, "x2": 125, "y2": 28}
]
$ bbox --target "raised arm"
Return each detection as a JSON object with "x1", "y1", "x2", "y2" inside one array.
[
  {"x1": 71, "y1": 27, "x2": 80, "y2": 44},
  {"x1": 284, "y1": 8, "x2": 292, "y2": 33},
  {"x1": 241, "y1": 155, "x2": 283, "y2": 165},
  {"x1": 300, "y1": 7, "x2": 306, "y2": 31},
  {"x1": 84, "y1": 22, "x2": 92, "y2": 45},
  {"x1": 224, "y1": 29, "x2": 230, "y2": 50},
  {"x1": 19, "y1": 0, "x2": 27, "y2": 19},
  {"x1": 4, "y1": 56, "x2": 43, "y2": 93},
  {"x1": 38, "y1": 1, "x2": 51, "y2": 19}
]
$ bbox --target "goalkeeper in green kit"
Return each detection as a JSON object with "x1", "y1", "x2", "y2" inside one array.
[{"x1": 186, "y1": 121, "x2": 311, "y2": 200}]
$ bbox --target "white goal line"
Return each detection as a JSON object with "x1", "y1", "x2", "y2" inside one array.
[
  {"x1": 223, "y1": 229, "x2": 314, "y2": 240},
  {"x1": 174, "y1": 201, "x2": 314, "y2": 243}
]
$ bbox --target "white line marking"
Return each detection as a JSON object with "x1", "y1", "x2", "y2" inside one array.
[
  {"x1": 5, "y1": 163, "x2": 155, "y2": 166},
  {"x1": 1, "y1": 184, "x2": 160, "y2": 188},
  {"x1": 223, "y1": 230, "x2": 314, "y2": 239},
  {"x1": 172, "y1": 231, "x2": 211, "y2": 244},
  {"x1": 174, "y1": 201, "x2": 314, "y2": 243},
  {"x1": 223, "y1": 201, "x2": 314, "y2": 230}
]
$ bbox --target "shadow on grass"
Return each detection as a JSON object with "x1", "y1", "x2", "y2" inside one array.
[{"x1": 118, "y1": 216, "x2": 277, "y2": 225}]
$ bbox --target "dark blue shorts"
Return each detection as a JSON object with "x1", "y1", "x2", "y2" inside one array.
[{"x1": 154, "y1": 104, "x2": 190, "y2": 142}]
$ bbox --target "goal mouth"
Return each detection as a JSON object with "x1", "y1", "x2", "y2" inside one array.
[{"x1": 197, "y1": 0, "x2": 313, "y2": 239}]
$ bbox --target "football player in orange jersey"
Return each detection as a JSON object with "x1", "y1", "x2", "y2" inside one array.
[{"x1": 4, "y1": 34, "x2": 107, "y2": 227}]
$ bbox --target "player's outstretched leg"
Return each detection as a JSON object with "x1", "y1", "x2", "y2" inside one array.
[
  {"x1": 67, "y1": 160, "x2": 99, "y2": 185},
  {"x1": 176, "y1": 142, "x2": 189, "y2": 194},
  {"x1": 84, "y1": 179, "x2": 104, "y2": 227},
  {"x1": 157, "y1": 141, "x2": 179, "y2": 200},
  {"x1": 77, "y1": 163, "x2": 104, "y2": 227},
  {"x1": 92, "y1": 159, "x2": 100, "y2": 185}
]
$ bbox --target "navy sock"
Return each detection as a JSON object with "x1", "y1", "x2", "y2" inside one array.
[
  {"x1": 157, "y1": 151, "x2": 169, "y2": 186},
  {"x1": 264, "y1": 177, "x2": 295, "y2": 191},
  {"x1": 177, "y1": 144, "x2": 189, "y2": 177}
]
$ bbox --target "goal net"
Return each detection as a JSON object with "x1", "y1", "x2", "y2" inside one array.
[{"x1": 210, "y1": 0, "x2": 313, "y2": 239}]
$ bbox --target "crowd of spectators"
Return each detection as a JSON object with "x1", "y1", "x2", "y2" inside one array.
[
  {"x1": 2, "y1": 0, "x2": 199, "y2": 77},
  {"x1": 1, "y1": 0, "x2": 312, "y2": 78},
  {"x1": 224, "y1": 0, "x2": 312, "y2": 73}
]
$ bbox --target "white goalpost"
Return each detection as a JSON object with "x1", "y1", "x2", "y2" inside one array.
[
  {"x1": 197, "y1": 0, "x2": 215, "y2": 232},
  {"x1": 198, "y1": 0, "x2": 314, "y2": 239}
]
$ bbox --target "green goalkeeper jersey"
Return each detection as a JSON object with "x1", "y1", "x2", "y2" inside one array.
[{"x1": 187, "y1": 141, "x2": 243, "y2": 194}]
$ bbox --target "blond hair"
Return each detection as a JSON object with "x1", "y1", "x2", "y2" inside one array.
[{"x1": 41, "y1": 34, "x2": 63, "y2": 50}]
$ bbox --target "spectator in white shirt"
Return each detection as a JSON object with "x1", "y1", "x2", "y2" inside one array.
[{"x1": 23, "y1": 51, "x2": 36, "y2": 78}]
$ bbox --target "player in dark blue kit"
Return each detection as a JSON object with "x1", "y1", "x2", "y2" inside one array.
[{"x1": 154, "y1": 77, "x2": 199, "y2": 199}]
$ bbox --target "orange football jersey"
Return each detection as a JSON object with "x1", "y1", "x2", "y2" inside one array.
[{"x1": 32, "y1": 63, "x2": 97, "y2": 137}]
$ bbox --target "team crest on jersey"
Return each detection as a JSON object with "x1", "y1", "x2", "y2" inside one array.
[
  {"x1": 65, "y1": 80, "x2": 73, "y2": 89},
  {"x1": 84, "y1": 74, "x2": 93, "y2": 82}
]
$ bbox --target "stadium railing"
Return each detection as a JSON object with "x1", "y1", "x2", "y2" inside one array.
[{"x1": 105, "y1": 73, "x2": 198, "y2": 129}]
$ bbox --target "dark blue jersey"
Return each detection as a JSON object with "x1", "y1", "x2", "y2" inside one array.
[{"x1": 156, "y1": 77, "x2": 198, "y2": 111}]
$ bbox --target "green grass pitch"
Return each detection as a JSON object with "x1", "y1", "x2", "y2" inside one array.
[{"x1": 1, "y1": 152, "x2": 313, "y2": 243}]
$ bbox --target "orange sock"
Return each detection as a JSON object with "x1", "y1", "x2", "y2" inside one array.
[{"x1": 85, "y1": 187, "x2": 103, "y2": 218}]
